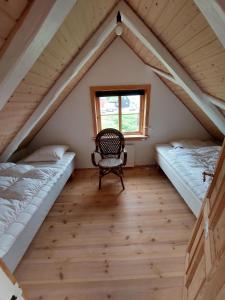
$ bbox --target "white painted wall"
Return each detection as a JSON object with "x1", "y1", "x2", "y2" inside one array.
[{"x1": 30, "y1": 38, "x2": 210, "y2": 168}]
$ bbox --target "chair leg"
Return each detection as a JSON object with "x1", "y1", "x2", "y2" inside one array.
[
  {"x1": 119, "y1": 167, "x2": 125, "y2": 190},
  {"x1": 99, "y1": 168, "x2": 102, "y2": 190},
  {"x1": 120, "y1": 174, "x2": 125, "y2": 190},
  {"x1": 99, "y1": 176, "x2": 102, "y2": 190}
]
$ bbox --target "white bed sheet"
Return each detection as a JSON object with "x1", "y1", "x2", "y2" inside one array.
[
  {"x1": 156, "y1": 144, "x2": 220, "y2": 202},
  {"x1": 0, "y1": 152, "x2": 75, "y2": 271}
]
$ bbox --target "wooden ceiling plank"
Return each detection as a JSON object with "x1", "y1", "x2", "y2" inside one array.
[
  {"x1": 0, "y1": 0, "x2": 77, "y2": 111},
  {"x1": 145, "y1": 0, "x2": 168, "y2": 26},
  {"x1": 170, "y1": 13, "x2": 209, "y2": 52},
  {"x1": 136, "y1": 0, "x2": 154, "y2": 20},
  {"x1": 119, "y1": 1, "x2": 225, "y2": 135},
  {"x1": 194, "y1": 0, "x2": 225, "y2": 48},
  {"x1": 152, "y1": 0, "x2": 187, "y2": 37},
  {"x1": 180, "y1": 40, "x2": 223, "y2": 65},
  {"x1": 0, "y1": 5, "x2": 118, "y2": 162},
  {"x1": 0, "y1": 8, "x2": 15, "y2": 38},
  {"x1": 159, "y1": 0, "x2": 199, "y2": 42},
  {"x1": 0, "y1": 0, "x2": 28, "y2": 20}
]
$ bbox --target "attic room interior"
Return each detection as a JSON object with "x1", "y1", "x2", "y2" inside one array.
[{"x1": 0, "y1": 0, "x2": 225, "y2": 299}]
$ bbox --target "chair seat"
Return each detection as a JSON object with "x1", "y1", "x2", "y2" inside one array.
[{"x1": 99, "y1": 158, "x2": 123, "y2": 168}]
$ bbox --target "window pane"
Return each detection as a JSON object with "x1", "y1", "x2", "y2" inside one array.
[
  {"x1": 122, "y1": 114, "x2": 140, "y2": 132},
  {"x1": 121, "y1": 95, "x2": 140, "y2": 114},
  {"x1": 101, "y1": 115, "x2": 119, "y2": 130},
  {"x1": 99, "y1": 96, "x2": 119, "y2": 115}
]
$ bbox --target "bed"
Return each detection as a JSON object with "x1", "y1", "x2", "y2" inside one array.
[
  {"x1": 155, "y1": 141, "x2": 221, "y2": 217},
  {"x1": 0, "y1": 151, "x2": 75, "y2": 272}
]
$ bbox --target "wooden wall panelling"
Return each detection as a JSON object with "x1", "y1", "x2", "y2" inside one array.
[
  {"x1": 183, "y1": 141, "x2": 225, "y2": 300},
  {"x1": 0, "y1": 0, "x2": 118, "y2": 155}
]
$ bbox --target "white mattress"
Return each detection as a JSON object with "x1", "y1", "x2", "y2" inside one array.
[
  {"x1": 156, "y1": 144, "x2": 220, "y2": 202},
  {"x1": 0, "y1": 152, "x2": 75, "y2": 271}
]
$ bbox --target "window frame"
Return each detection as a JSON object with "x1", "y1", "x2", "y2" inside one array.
[{"x1": 90, "y1": 85, "x2": 150, "y2": 140}]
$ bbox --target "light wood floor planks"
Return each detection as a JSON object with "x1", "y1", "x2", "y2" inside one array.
[{"x1": 15, "y1": 167, "x2": 195, "y2": 300}]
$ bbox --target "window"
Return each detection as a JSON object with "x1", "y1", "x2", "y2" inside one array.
[{"x1": 90, "y1": 85, "x2": 150, "y2": 139}]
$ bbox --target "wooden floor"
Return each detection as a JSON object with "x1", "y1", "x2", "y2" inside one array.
[{"x1": 15, "y1": 167, "x2": 195, "y2": 300}]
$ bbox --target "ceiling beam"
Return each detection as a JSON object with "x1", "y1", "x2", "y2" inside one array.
[
  {"x1": 119, "y1": 1, "x2": 225, "y2": 135},
  {"x1": 194, "y1": 0, "x2": 225, "y2": 48},
  {"x1": 0, "y1": 0, "x2": 77, "y2": 111},
  {"x1": 0, "y1": 8, "x2": 118, "y2": 162},
  {"x1": 151, "y1": 67, "x2": 225, "y2": 111},
  {"x1": 1, "y1": 0, "x2": 225, "y2": 161},
  {"x1": 150, "y1": 67, "x2": 178, "y2": 85},
  {"x1": 205, "y1": 94, "x2": 225, "y2": 111}
]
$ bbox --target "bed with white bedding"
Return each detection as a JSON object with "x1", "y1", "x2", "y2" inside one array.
[
  {"x1": 0, "y1": 152, "x2": 75, "y2": 272},
  {"x1": 155, "y1": 142, "x2": 221, "y2": 217}
]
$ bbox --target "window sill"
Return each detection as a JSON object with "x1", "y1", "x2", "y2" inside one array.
[
  {"x1": 92, "y1": 135, "x2": 149, "y2": 141},
  {"x1": 124, "y1": 135, "x2": 149, "y2": 141}
]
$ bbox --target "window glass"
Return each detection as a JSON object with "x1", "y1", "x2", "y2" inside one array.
[
  {"x1": 99, "y1": 96, "x2": 119, "y2": 130},
  {"x1": 91, "y1": 85, "x2": 150, "y2": 138},
  {"x1": 121, "y1": 95, "x2": 140, "y2": 132}
]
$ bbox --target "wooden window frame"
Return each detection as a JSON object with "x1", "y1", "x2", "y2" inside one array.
[{"x1": 90, "y1": 85, "x2": 150, "y2": 140}]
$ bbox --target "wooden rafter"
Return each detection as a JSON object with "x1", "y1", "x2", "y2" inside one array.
[
  {"x1": 0, "y1": 6, "x2": 118, "y2": 162},
  {"x1": 150, "y1": 67, "x2": 178, "y2": 85},
  {"x1": 194, "y1": 0, "x2": 225, "y2": 48},
  {"x1": 1, "y1": 0, "x2": 225, "y2": 161},
  {"x1": 150, "y1": 67, "x2": 225, "y2": 111},
  {"x1": 118, "y1": 1, "x2": 225, "y2": 135},
  {"x1": 0, "y1": 0, "x2": 77, "y2": 111}
]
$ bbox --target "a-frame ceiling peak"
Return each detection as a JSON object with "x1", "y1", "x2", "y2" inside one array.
[{"x1": 0, "y1": 0, "x2": 225, "y2": 161}]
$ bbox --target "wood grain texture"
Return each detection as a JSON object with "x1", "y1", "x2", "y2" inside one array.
[
  {"x1": 183, "y1": 141, "x2": 225, "y2": 300},
  {"x1": 15, "y1": 167, "x2": 195, "y2": 300},
  {"x1": 0, "y1": 0, "x2": 118, "y2": 154},
  {"x1": 1, "y1": 0, "x2": 225, "y2": 155},
  {"x1": 19, "y1": 33, "x2": 116, "y2": 149},
  {"x1": 126, "y1": 0, "x2": 225, "y2": 102},
  {"x1": 0, "y1": 0, "x2": 31, "y2": 54}
]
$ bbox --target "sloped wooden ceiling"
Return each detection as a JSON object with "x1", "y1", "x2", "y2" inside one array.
[
  {"x1": 126, "y1": 0, "x2": 225, "y2": 102},
  {"x1": 20, "y1": 32, "x2": 116, "y2": 148},
  {"x1": 0, "y1": 0, "x2": 118, "y2": 154},
  {"x1": 0, "y1": 0, "x2": 225, "y2": 159},
  {"x1": 0, "y1": 0, "x2": 32, "y2": 54},
  {"x1": 122, "y1": 25, "x2": 223, "y2": 139}
]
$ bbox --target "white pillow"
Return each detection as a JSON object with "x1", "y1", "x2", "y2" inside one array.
[
  {"x1": 23, "y1": 145, "x2": 69, "y2": 162},
  {"x1": 0, "y1": 164, "x2": 34, "y2": 177},
  {"x1": 170, "y1": 139, "x2": 214, "y2": 149}
]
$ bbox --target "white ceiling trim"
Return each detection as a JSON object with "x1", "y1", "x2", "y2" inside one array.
[
  {"x1": 0, "y1": 0, "x2": 77, "y2": 111},
  {"x1": 118, "y1": 1, "x2": 225, "y2": 135},
  {"x1": 150, "y1": 67, "x2": 178, "y2": 85},
  {"x1": 150, "y1": 67, "x2": 225, "y2": 111},
  {"x1": 1, "y1": 0, "x2": 225, "y2": 161},
  {"x1": 194, "y1": 0, "x2": 225, "y2": 48}
]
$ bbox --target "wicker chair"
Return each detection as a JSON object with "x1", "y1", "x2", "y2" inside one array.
[{"x1": 91, "y1": 128, "x2": 127, "y2": 190}]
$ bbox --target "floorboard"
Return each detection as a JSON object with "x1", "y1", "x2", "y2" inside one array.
[{"x1": 15, "y1": 167, "x2": 195, "y2": 300}]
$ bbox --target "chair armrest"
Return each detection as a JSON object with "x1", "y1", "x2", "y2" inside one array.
[
  {"x1": 122, "y1": 149, "x2": 127, "y2": 166},
  {"x1": 91, "y1": 151, "x2": 100, "y2": 167}
]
